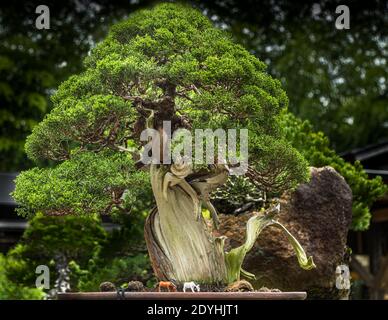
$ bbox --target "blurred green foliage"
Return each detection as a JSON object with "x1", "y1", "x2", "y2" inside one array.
[
  {"x1": 3, "y1": 211, "x2": 155, "y2": 296},
  {"x1": 4, "y1": 213, "x2": 107, "y2": 291},
  {"x1": 73, "y1": 254, "x2": 155, "y2": 291},
  {"x1": 0, "y1": 0, "x2": 151, "y2": 171},
  {"x1": 193, "y1": 0, "x2": 387, "y2": 152},
  {"x1": 0, "y1": 253, "x2": 44, "y2": 300},
  {"x1": 281, "y1": 111, "x2": 388, "y2": 230}
]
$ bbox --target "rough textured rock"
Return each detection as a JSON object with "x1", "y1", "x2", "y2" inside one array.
[
  {"x1": 127, "y1": 280, "x2": 145, "y2": 292},
  {"x1": 99, "y1": 282, "x2": 116, "y2": 292},
  {"x1": 258, "y1": 287, "x2": 282, "y2": 292},
  {"x1": 219, "y1": 166, "x2": 352, "y2": 299},
  {"x1": 225, "y1": 280, "x2": 254, "y2": 292}
]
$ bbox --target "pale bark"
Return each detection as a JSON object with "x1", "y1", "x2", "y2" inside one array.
[
  {"x1": 145, "y1": 164, "x2": 227, "y2": 284},
  {"x1": 144, "y1": 164, "x2": 315, "y2": 285}
]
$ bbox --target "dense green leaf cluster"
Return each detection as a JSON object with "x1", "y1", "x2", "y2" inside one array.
[
  {"x1": 13, "y1": 151, "x2": 150, "y2": 217},
  {"x1": 25, "y1": 95, "x2": 136, "y2": 162},
  {"x1": 212, "y1": 176, "x2": 264, "y2": 213}
]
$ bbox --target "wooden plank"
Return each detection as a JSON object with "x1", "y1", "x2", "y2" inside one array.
[
  {"x1": 350, "y1": 258, "x2": 374, "y2": 287},
  {"x1": 374, "y1": 256, "x2": 388, "y2": 289},
  {"x1": 372, "y1": 208, "x2": 388, "y2": 223},
  {"x1": 58, "y1": 291, "x2": 307, "y2": 300}
]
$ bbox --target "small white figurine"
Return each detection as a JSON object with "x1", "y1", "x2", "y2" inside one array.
[{"x1": 183, "y1": 281, "x2": 200, "y2": 292}]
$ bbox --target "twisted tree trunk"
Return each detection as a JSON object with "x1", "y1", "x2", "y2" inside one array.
[
  {"x1": 144, "y1": 164, "x2": 228, "y2": 284},
  {"x1": 144, "y1": 162, "x2": 316, "y2": 285}
]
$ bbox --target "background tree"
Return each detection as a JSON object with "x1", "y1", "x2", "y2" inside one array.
[
  {"x1": 13, "y1": 3, "x2": 315, "y2": 285},
  {"x1": 5, "y1": 211, "x2": 155, "y2": 295},
  {"x1": 5, "y1": 214, "x2": 107, "y2": 294},
  {"x1": 193, "y1": 0, "x2": 388, "y2": 152},
  {"x1": 0, "y1": 0, "x2": 153, "y2": 171},
  {"x1": 280, "y1": 112, "x2": 388, "y2": 231}
]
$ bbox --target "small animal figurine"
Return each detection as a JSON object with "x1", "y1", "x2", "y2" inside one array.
[
  {"x1": 183, "y1": 281, "x2": 200, "y2": 292},
  {"x1": 158, "y1": 281, "x2": 177, "y2": 292}
]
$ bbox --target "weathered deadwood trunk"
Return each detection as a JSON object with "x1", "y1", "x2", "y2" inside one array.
[
  {"x1": 145, "y1": 164, "x2": 227, "y2": 284},
  {"x1": 144, "y1": 162, "x2": 315, "y2": 286}
]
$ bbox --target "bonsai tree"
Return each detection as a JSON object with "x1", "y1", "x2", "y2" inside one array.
[{"x1": 13, "y1": 3, "x2": 315, "y2": 287}]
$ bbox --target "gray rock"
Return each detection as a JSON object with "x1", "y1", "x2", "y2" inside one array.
[{"x1": 219, "y1": 166, "x2": 352, "y2": 299}]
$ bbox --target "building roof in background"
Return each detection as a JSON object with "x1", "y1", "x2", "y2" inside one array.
[
  {"x1": 0, "y1": 172, "x2": 18, "y2": 206},
  {"x1": 341, "y1": 139, "x2": 388, "y2": 162},
  {"x1": 364, "y1": 169, "x2": 388, "y2": 178}
]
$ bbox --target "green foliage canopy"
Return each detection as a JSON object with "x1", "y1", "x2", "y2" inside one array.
[
  {"x1": 14, "y1": 3, "x2": 309, "y2": 217},
  {"x1": 13, "y1": 150, "x2": 150, "y2": 217}
]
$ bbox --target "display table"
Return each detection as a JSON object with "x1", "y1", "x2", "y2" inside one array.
[{"x1": 57, "y1": 291, "x2": 307, "y2": 300}]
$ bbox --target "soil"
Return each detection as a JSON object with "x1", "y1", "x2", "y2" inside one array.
[{"x1": 101, "y1": 280, "x2": 281, "y2": 293}]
